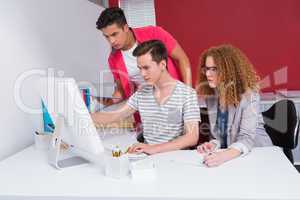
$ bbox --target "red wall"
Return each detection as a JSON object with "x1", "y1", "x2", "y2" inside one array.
[
  {"x1": 155, "y1": 0, "x2": 300, "y2": 91},
  {"x1": 108, "y1": 0, "x2": 119, "y2": 7}
]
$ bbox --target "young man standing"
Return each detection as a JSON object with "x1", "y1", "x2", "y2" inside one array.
[
  {"x1": 91, "y1": 40, "x2": 200, "y2": 155},
  {"x1": 96, "y1": 7, "x2": 192, "y2": 105}
]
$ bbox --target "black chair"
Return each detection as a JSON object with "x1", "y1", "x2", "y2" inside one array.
[
  {"x1": 188, "y1": 107, "x2": 212, "y2": 150},
  {"x1": 136, "y1": 132, "x2": 144, "y2": 143},
  {"x1": 262, "y1": 99, "x2": 300, "y2": 163},
  {"x1": 198, "y1": 107, "x2": 211, "y2": 144}
]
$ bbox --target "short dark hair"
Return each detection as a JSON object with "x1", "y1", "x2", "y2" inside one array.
[
  {"x1": 133, "y1": 40, "x2": 168, "y2": 66},
  {"x1": 96, "y1": 7, "x2": 127, "y2": 30}
]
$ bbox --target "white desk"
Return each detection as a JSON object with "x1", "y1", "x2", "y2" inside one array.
[{"x1": 0, "y1": 133, "x2": 300, "y2": 200}]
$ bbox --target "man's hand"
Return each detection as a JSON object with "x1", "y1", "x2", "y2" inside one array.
[
  {"x1": 89, "y1": 103, "x2": 136, "y2": 125},
  {"x1": 90, "y1": 113, "x2": 98, "y2": 124},
  {"x1": 94, "y1": 96, "x2": 114, "y2": 106},
  {"x1": 127, "y1": 143, "x2": 159, "y2": 155}
]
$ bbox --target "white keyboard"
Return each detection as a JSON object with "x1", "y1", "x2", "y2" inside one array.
[{"x1": 127, "y1": 153, "x2": 148, "y2": 161}]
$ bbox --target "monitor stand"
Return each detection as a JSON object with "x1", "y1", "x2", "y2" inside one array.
[{"x1": 48, "y1": 115, "x2": 89, "y2": 169}]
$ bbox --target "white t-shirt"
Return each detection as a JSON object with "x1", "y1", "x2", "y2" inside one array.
[{"x1": 121, "y1": 43, "x2": 145, "y2": 86}]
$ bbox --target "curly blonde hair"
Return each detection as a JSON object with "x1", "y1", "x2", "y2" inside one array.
[{"x1": 196, "y1": 44, "x2": 260, "y2": 107}]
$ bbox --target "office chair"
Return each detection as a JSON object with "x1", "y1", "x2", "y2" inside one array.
[
  {"x1": 262, "y1": 99, "x2": 300, "y2": 163},
  {"x1": 187, "y1": 107, "x2": 212, "y2": 150},
  {"x1": 136, "y1": 132, "x2": 144, "y2": 143},
  {"x1": 198, "y1": 107, "x2": 211, "y2": 144}
]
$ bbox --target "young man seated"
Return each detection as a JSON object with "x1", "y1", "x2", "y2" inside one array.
[{"x1": 91, "y1": 40, "x2": 200, "y2": 155}]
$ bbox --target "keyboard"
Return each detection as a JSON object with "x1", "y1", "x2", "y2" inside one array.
[{"x1": 127, "y1": 152, "x2": 148, "y2": 161}]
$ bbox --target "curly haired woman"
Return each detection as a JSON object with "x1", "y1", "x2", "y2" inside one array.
[{"x1": 196, "y1": 44, "x2": 272, "y2": 167}]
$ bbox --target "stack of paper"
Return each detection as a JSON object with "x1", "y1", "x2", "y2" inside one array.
[
  {"x1": 130, "y1": 158, "x2": 156, "y2": 180},
  {"x1": 167, "y1": 150, "x2": 204, "y2": 167}
]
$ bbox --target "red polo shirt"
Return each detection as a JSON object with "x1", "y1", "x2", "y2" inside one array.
[{"x1": 108, "y1": 26, "x2": 182, "y2": 99}]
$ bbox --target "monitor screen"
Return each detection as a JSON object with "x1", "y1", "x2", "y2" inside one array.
[{"x1": 38, "y1": 77, "x2": 104, "y2": 157}]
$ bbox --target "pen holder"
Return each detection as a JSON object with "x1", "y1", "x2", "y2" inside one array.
[
  {"x1": 104, "y1": 154, "x2": 130, "y2": 179},
  {"x1": 34, "y1": 132, "x2": 52, "y2": 150}
]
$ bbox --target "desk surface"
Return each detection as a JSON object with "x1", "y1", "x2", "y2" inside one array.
[{"x1": 0, "y1": 133, "x2": 300, "y2": 200}]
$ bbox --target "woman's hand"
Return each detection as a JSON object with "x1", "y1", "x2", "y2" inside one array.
[
  {"x1": 197, "y1": 142, "x2": 216, "y2": 154},
  {"x1": 202, "y1": 148, "x2": 241, "y2": 167}
]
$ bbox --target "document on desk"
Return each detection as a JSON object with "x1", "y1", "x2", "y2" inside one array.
[{"x1": 166, "y1": 150, "x2": 204, "y2": 167}]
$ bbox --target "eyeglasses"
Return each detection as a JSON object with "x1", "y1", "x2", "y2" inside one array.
[{"x1": 201, "y1": 66, "x2": 218, "y2": 74}]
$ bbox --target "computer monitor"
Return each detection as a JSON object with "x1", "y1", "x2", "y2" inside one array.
[{"x1": 38, "y1": 77, "x2": 104, "y2": 166}]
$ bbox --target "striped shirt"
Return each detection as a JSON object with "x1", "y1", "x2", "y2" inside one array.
[{"x1": 127, "y1": 81, "x2": 201, "y2": 144}]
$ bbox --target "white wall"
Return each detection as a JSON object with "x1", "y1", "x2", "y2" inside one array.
[
  {"x1": 0, "y1": 0, "x2": 113, "y2": 161},
  {"x1": 120, "y1": 0, "x2": 156, "y2": 27}
]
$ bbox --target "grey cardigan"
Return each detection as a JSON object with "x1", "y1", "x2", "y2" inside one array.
[{"x1": 205, "y1": 90, "x2": 273, "y2": 154}]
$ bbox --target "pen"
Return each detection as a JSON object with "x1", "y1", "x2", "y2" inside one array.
[
  {"x1": 124, "y1": 146, "x2": 130, "y2": 154},
  {"x1": 202, "y1": 150, "x2": 216, "y2": 164}
]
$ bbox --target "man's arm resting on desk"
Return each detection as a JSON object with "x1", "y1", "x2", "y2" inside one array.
[
  {"x1": 91, "y1": 103, "x2": 135, "y2": 125},
  {"x1": 129, "y1": 121, "x2": 199, "y2": 155}
]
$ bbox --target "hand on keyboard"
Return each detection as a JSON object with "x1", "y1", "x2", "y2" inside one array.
[
  {"x1": 127, "y1": 152, "x2": 148, "y2": 161},
  {"x1": 126, "y1": 143, "x2": 159, "y2": 155}
]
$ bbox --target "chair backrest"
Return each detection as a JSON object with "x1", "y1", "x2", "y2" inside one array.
[
  {"x1": 197, "y1": 107, "x2": 211, "y2": 145},
  {"x1": 262, "y1": 99, "x2": 299, "y2": 149},
  {"x1": 295, "y1": 117, "x2": 299, "y2": 148}
]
